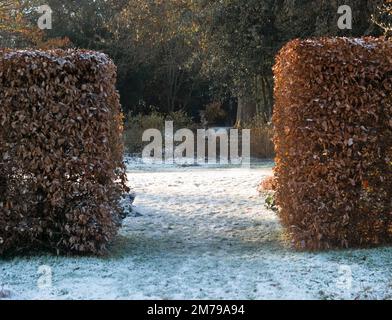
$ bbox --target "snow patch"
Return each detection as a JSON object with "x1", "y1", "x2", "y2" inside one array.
[{"x1": 0, "y1": 161, "x2": 391, "y2": 300}]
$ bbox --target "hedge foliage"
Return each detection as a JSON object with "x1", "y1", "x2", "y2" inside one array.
[
  {"x1": 0, "y1": 49, "x2": 129, "y2": 255},
  {"x1": 273, "y1": 37, "x2": 392, "y2": 250}
]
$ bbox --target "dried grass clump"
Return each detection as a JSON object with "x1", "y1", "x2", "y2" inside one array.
[
  {"x1": 0, "y1": 49, "x2": 129, "y2": 255},
  {"x1": 273, "y1": 37, "x2": 392, "y2": 250}
]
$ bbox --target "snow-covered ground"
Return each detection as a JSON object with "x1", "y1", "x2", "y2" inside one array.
[{"x1": 1, "y1": 160, "x2": 391, "y2": 300}]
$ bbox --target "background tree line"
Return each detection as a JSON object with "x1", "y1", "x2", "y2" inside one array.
[{"x1": 0, "y1": 0, "x2": 389, "y2": 126}]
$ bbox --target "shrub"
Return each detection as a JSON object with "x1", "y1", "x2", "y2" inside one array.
[
  {"x1": 204, "y1": 101, "x2": 227, "y2": 125},
  {"x1": 241, "y1": 115, "x2": 275, "y2": 159},
  {"x1": 258, "y1": 176, "x2": 278, "y2": 212},
  {"x1": 0, "y1": 49, "x2": 129, "y2": 255},
  {"x1": 124, "y1": 110, "x2": 193, "y2": 154},
  {"x1": 264, "y1": 194, "x2": 278, "y2": 212},
  {"x1": 258, "y1": 176, "x2": 277, "y2": 192},
  {"x1": 124, "y1": 111, "x2": 165, "y2": 154},
  {"x1": 273, "y1": 37, "x2": 392, "y2": 250}
]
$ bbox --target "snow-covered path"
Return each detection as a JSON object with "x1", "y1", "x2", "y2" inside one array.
[{"x1": 1, "y1": 165, "x2": 392, "y2": 299}]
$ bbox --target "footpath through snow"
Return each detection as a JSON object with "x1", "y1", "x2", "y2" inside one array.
[{"x1": 1, "y1": 161, "x2": 391, "y2": 299}]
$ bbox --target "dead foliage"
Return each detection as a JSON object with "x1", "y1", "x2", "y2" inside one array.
[
  {"x1": 0, "y1": 49, "x2": 129, "y2": 255},
  {"x1": 273, "y1": 37, "x2": 392, "y2": 250},
  {"x1": 258, "y1": 176, "x2": 277, "y2": 192}
]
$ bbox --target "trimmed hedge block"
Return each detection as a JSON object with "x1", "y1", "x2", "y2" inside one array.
[
  {"x1": 273, "y1": 37, "x2": 392, "y2": 250},
  {"x1": 0, "y1": 49, "x2": 128, "y2": 255}
]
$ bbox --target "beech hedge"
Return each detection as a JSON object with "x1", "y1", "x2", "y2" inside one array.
[
  {"x1": 273, "y1": 37, "x2": 392, "y2": 250},
  {"x1": 0, "y1": 49, "x2": 129, "y2": 255}
]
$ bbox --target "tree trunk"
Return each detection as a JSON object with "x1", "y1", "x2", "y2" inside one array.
[
  {"x1": 235, "y1": 93, "x2": 257, "y2": 128},
  {"x1": 259, "y1": 76, "x2": 274, "y2": 121}
]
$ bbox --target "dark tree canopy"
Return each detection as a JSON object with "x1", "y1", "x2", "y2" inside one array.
[{"x1": 1, "y1": 0, "x2": 384, "y2": 123}]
